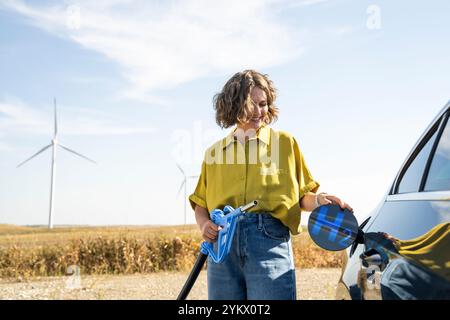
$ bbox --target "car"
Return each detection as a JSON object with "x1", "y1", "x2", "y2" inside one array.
[{"x1": 335, "y1": 101, "x2": 450, "y2": 300}]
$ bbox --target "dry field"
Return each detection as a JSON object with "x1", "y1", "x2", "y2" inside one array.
[{"x1": 0, "y1": 224, "x2": 344, "y2": 299}]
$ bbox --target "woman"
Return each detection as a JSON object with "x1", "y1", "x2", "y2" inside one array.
[{"x1": 189, "y1": 70, "x2": 353, "y2": 300}]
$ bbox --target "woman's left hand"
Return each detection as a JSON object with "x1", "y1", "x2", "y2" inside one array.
[{"x1": 318, "y1": 193, "x2": 354, "y2": 213}]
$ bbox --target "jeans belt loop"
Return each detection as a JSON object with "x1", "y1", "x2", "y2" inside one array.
[{"x1": 258, "y1": 213, "x2": 263, "y2": 230}]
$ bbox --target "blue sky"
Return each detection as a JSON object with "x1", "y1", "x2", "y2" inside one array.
[{"x1": 0, "y1": 0, "x2": 449, "y2": 227}]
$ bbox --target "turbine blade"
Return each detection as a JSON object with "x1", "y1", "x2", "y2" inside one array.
[
  {"x1": 177, "y1": 180, "x2": 186, "y2": 197},
  {"x1": 17, "y1": 144, "x2": 52, "y2": 168},
  {"x1": 176, "y1": 163, "x2": 185, "y2": 175},
  {"x1": 59, "y1": 144, "x2": 96, "y2": 164},
  {"x1": 54, "y1": 98, "x2": 58, "y2": 137}
]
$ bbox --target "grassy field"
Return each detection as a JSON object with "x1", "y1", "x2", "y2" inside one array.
[{"x1": 0, "y1": 224, "x2": 344, "y2": 279}]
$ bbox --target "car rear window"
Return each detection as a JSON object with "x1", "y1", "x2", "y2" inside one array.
[
  {"x1": 424, "y1": 115, "x2": 450, "y2": 191},
  {"x1": 397, "y1": 129, "x2": 438, "y2": 194}
]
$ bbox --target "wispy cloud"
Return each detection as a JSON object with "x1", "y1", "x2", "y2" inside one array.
[
  {"x1": 0, "y1": 97, "x2": 155, "y2": 143},
  {"x1": 0, "y1": 141, "x2": 14, "y2": 152},
  {"x1": 0, "y1": 97, "x2": 47, "y2": 133},
  {"x1": 1, "y1": 0, "x2": 304, "y2": 102}
]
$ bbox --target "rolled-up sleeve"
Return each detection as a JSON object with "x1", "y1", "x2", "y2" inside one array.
[
  {"x1": 189, "y1": 159, "x2": 207, "y2": 211},
  {"x1": 293, "y1": 137, "x2": 320, "y2": 199}
]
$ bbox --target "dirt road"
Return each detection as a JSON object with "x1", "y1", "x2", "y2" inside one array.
[{"x1": 0, "y1": 268, "x2": 341, "y2": 300}]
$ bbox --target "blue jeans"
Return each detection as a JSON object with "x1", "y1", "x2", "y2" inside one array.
[{"x1": 207, "y1": 212, "x2": 296, "y2": 300}]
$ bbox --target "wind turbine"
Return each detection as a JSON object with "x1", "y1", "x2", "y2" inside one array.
[
  {"x1": 176, "y1": 163, "x2": 198, "y2": 225},
  {"x1": 17, "y1": 98, "x2": 96, "y2": 229}
]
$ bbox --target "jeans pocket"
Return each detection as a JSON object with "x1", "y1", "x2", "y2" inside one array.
[{"x1": 262, "y1": 217, "x2": 290, "y2": 241}]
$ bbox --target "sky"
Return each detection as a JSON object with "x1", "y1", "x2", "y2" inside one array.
[{"x1": 0, "y1": 0, "x2": 449, "y2": 227}]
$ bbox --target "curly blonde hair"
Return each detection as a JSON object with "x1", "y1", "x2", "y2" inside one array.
[{"x1": 213, "y1": 70, "x2": 279, "y2": 128}]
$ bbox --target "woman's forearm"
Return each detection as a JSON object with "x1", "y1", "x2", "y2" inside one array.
[
  {"x1": 194, "y1": 204, "x2": 210, "y2": 229},
  {"x1": 300, "y1": 192, "x2": 317, "y2": 212},
  {"x1": 300, "y1": 192, "x2": 354, "y2": 213}
]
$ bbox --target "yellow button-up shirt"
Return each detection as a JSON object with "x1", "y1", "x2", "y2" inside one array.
[{"x1": 188, "y1": 124, "x2": 320, "y2": 235}]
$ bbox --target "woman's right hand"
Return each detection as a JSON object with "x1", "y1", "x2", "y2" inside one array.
[{"x1": 200, "y1": 220, "x2": 219, "y2": 243}]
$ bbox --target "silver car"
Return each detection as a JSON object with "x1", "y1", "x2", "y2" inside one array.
[{"x1": 336, "y1": 101, "x2": 450, "y2": 300}]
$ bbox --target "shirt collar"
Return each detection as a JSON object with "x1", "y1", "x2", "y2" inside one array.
[{"x1": 222, "y1": 124, "x2": 270, "y2": 150}]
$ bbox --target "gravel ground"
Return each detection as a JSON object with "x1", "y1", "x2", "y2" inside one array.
[{"x1": 0, "y1": 268, "x2": 340, "y2": 300}]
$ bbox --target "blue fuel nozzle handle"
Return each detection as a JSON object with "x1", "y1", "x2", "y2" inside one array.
[{"x1": 200, "y1": 200, "x2": 257, "y2": 263}]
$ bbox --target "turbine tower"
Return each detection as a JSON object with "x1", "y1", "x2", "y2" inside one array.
[
  {"x1": 176, "y1": 163, "x2": 198, "y2": 225},
  {"x1": 17, "y1": 98, "x2": 96, "y2": 229}
]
